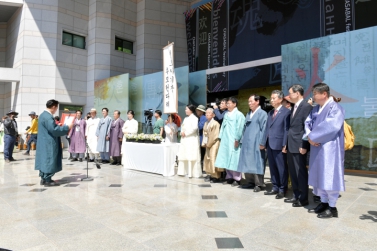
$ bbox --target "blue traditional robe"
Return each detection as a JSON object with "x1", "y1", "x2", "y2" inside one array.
[
  {"x1": 304, "y1": 98, "x2": 345, "y2": 191},
  {"x1": 96, "y1": 116, "x2": 112, "y2": 152},
  {"x1": 35, "y1": 110, "x2": 69, "y2": 174},
  {"x1": 237, "y1": 107, "x2": 267, "y2": 174},
  {"x1": 214, "y1": 108, "x2": 245, "y2": 171}
]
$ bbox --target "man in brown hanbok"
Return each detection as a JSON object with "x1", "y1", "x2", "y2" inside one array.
[
  {"x1": 202, "y1": 108, "x2": 223, "y2": 183},
  {"x1": 108, "y1": 110, "x2": 125, "y2": 165}
]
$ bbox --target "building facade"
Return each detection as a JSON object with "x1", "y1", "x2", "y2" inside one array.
[{"x1": 0, "y1": 0, "x2": 196, "y2": 130}]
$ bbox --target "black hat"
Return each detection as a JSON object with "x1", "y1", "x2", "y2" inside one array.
[{"x1": 6, "y1": 110, "x2": 18, "y2": 115}]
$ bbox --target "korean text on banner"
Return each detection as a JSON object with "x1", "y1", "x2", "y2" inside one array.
[{"x1": 163, "y1": 43, "x2": 178, "y2": 114}]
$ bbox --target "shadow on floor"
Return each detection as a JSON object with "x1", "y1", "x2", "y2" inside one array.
[{"x1": 359, "y1": 211, "x2": 377, "y2": 222}]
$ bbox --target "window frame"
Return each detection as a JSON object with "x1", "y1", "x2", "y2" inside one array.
[
  {"x1": 115, "y1": 36, "x2": 134, "y2": 54},
  {"x1": 62, "y1": 30, "x2": 86, "y2": 50}
]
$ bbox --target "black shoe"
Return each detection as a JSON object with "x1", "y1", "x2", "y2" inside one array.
[
  {"x1": 284, "y1": 197, "x2": 298, "y2": 203},
  {"x1": 71, "y1": 158, "x2": 78, "y2": 162},
  {"x1": 308, "y1": 203, "x2": 329, "y2": 214},
  {"x1": 292, "y1": 200, "x2": 309, "y2": 207},
  {"x1": 222, "y1": 179, "x2": 233, "y2": 185},
  {"x1": 110, "y1": 161, "x2": 117, "y2": 165},
  {"x1": 313, "y1": 195, "x2": 321, "y2": 203},
  {"x1": 9, "y1": 158, "x2": 16, "y2": 161},
  {"x1": 79, "y1": 158, "x2": 83, "y2": 162},
  {"x1": 275, "y1": 192, "x2": 284, "y2": 199},
  {"x1": 254, "y1": 186, "x2": 261, "y2": 192},
  {"x1": 40, "y1": 179, "x2": 45, "y2": 185},
  {"x1": 317, "y1": 207, "x2": 338, "y2": 219},
  {"x1": 210, "y1": 178, "x2": 220, "y2": 183},
  {"x1": 264, "y1": 190, "x2": 278, "y2": 195},
  {"x1": 231, "y1": 180, "x2": 239, "y2": 187},
  {"x1": 44, "y1": 181, "x2": 60, "y2": 187},
  {"x1": 241, "y1": 183, "x2": 255, "y2": 189},
  {"x1": 89, "y1": 159, "x2": 94, "y2": 162},
  {"x1": 204, "y1": 176, "x2": 211, "y2": 182},
  {"x1": 23, "y1": 152, "x2": 30, "y2": 156}
]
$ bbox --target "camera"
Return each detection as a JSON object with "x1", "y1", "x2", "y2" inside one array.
[{"x1": 143, "y1": 109, "x2": 153, "y2": 117}]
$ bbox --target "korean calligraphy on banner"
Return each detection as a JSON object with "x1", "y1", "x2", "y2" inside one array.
[{"x1": 163, "y1": 43, "x2": 178, "y2": 114}]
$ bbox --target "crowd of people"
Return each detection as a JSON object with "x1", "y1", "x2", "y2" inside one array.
[
  {"x1": 177, "y1": 83, "x2": 345, "y2": 219},
  {"x1": 0, "y1": 82, "x2": 345, "y2": 219}
]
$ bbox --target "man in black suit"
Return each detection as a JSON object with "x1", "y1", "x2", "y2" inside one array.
[
  {"x1": 284, "y1": 84, "x2": 313, "y2": 207},
  {"x1": 262, "y1": 90, "x2": 291, "y2": 199}
]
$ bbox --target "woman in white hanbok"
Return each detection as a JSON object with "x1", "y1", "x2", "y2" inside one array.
[
  {"x1": 177, "y1": 105, "x2": 202, "y2": 178},
  {"x1": 164, "y1": 114, "x2": 178, "y2": 144},
  {"x1": 121, "y1": 110, "x2": 138, "y2": 154}
]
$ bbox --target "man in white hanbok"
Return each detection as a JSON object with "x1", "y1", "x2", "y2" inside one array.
[
  {"x1": 177, "y1": 105, "x2": 202, "y2": 178},
  {"x1": 85, "y1": 108, "x2": 100, "y2": 162}
]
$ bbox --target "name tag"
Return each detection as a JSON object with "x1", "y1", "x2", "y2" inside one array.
[{"x1": 75, "y1": 126, "x2": 80, "y2": 132}]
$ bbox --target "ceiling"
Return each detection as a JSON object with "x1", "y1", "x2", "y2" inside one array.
[{"x1": 0, "y1": 4, "x2": 20, "y2": 22}]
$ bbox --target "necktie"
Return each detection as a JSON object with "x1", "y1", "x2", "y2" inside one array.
[
  {"x1": 292, "y1": 105, "x2": 298, "y2": 117},
  {"x1": 273, "y1": 109, "x2": 278, "y2": 119}
]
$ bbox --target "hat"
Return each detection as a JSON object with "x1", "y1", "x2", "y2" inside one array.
[
  {"x1": 28, "y1": 111, "x2": 36, "y2": 116},
  {"x1": 6, "y1": 110, "x2": 18, "y2": 115},
  {"x1": 196, "y1": 105, "x2": 206, "y2": 112}
]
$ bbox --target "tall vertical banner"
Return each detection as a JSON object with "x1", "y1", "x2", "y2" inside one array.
[
  {"x1": 184, "y1": 8, "x2": 198, "y2": 73},
  {"x1": 197, "y1": 3, "x2": 212, "y2": 71},
  {"x1": 209, "y1": 0, "x2": 228, "y2": 92},
  {"x1": 163, "y1": 43, "x2": 178, "y2": 114},
  {"x1": 321, "y1": 0, "x2": 355, "y2": 36}
]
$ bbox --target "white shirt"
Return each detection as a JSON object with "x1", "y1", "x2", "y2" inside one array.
[
  {"x1": 249, "y1": 106, "x2": 261, "y2": 119},
  {"x1": 294, "y1": 98, "x2": 304, "y2": 109},
  {"x1": 318, "y1": 98, "x2": 332, "y2": 114}
]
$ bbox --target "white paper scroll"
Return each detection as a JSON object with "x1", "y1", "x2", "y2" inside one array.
[{"x1": 163, "y1": 43, "x2": 178, "y2": 114}]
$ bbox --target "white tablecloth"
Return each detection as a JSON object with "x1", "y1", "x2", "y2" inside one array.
[{"x1": 122, "y1": 142, "x2": 180, "y2": 176}]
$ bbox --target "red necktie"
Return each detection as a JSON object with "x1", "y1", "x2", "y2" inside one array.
[{"x1": 273, "y1": 109, "x2": 278, "y2": 119}]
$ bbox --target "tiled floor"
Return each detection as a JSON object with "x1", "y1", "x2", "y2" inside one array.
[{"x1": 0, "y1": 150, "x2": 376, "y2": 251}]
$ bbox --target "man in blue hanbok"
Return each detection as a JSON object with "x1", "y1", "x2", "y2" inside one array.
[
  {"x1": 238, "y1": 94, "x2": 268, "y2": 192},
  {"x1": 214, "y1": 97, "x2": 245, "y2": 187},
  {"x1": 96, "y1": 108, "x2": 113, "y2": 164},
  {"x1": 35, "y1": 99, "x2": 74, "y2": 186},
  {"x1": 304, "y1": 83, "x2": 345, "y2": 219}
]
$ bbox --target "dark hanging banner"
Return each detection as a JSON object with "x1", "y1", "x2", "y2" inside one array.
[
  {"x1": 184, "y1": 8, "x2": 198, "y2": 73},
  {"x1": 197, "y1": 3, "x2": 212, "y2": 71},
  {"x1": 354, "y1": 0, "x2": 377, "y2": 30},
  {"x1": 321, "y1": 0, "x2": 355, "y2": 36},
  {"x1": 209, "y1": 0, "x2": 228, "y2": 92}
]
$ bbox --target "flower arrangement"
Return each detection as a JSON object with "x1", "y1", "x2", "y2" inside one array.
[
  {"x1": 126, "y1": 133, "x2": 162, "y2": 144},
  {"x1": 125, "y1": 134, "x2": 137, "y2": 142}
]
